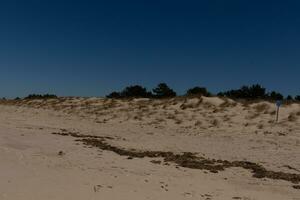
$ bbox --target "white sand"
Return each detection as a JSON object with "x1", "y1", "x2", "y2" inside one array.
[{"x1": 0, "y1": 97, "x2": 299, "y2": 200}]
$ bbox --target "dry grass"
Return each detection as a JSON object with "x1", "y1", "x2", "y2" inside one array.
[
  {"x1": 2, "y1": 97, "x2": 299, "y2": 135},
  {"x1": 223, "y1": 115, "x2": 231, "y2": 122},
  {"x1": 212, "y1": 108, "x2": 219, "y2": 113},
  {"x1": 246, "y1": 112, "x2": 260, "y2": 120},
  {"x1": 288, "y1": 113, "x2": 297, "y2": 122},
  {"x1": 180, "y1": 98, "x2": 202, "y2": 110},
  {"x1": 194, "y1": 120, "x2": 202, "y2": 126},
  {"x1": 166, "y1": 114, "x2": 176, "y2": 120},
  {"x1": 257, "y1": 124, "x2": 264, "y2": 129},
  {"x1": 210, "y1": 119, "x2": 219, "y2": 127},
  {"x1": 203, "y1": 102, "x2": 215, "y2": 109},
  {"x1": 219, "y1": 98, "x2": 237, "y2": 108},
  {"x1": 174, "y1": 119, "x2": 183, "y2": 124},
  {"x1": 152, "y1": 117, "x2": 166, "y2": 125},
  {"x1": 253, "y1": 103, "x2": 270, "y2": 113},
  {"x1": 133, "y1": 115, "x2": 143, "y2": 121}
]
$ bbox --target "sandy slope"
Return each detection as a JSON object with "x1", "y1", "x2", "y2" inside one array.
[{"x1": 0, "y1": 97, "x2": 300, "y2": 200}]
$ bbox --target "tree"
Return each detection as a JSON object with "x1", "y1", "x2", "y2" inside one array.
[
  {"x1": 121, "y1": 85, "x2": 152, "y2": 98},
  {"x1": 218, "y1": 84, "x2": 266, "y2": 99},
  {"x1": 268, "y1": 91, "x2": 284, "y2": 101},
  {"x1": 152, "y1": 83, "x2": 176, "y2": 98},
  {"x1": 186, "y1": 87, "x2": 211, "y2": 97},
  {"x1": 25, "y1": 94, "x2": 57, "y2": 100},
  {"x1": 217, "y1": 92, "x2": 225, "y2": 97},
  {"x1": 106, "y1": 91, "x2": 122, "y2": 98},
  {"x1": 248, "y1": 84, "x2": 266, "y2": 99},
  {"x1": 286, "y1": 95, "x2": 293, "y2": 101},
  {"x1": 107, "y1": 85, "x2": 152, "y2": 98},
  {"x1": 295, "y1": 95, "x2": 300, "y2": 101}
]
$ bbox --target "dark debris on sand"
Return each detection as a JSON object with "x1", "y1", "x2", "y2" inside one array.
[{"x1": 52, "y1": 131, "x2": 300, "y2": 188}]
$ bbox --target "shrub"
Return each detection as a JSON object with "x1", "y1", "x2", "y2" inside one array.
[
  {"x1": 219, "y1": 84, "x2": 266, "y2": 99},
  {"x1": 107, "y1": 85, "x2": 152, "y2": 98},
  {"x1": 121, "y1": 85, "x2": 152, "y2": 98},
  {"x1": 218, "y1": 84, "x2": 287, "y2": 101},
  {"x1": 106, "y1": 92, "x2": 122, "y2": 98},
  {"x1": 217, "y1": 92, "x2": 225, "y2": 97},
  {"x1": 267, "y1": 91, "x2": 284, "y2": 101},
  {"x1": 24, "y1": 94, "x2": 57, "y2": 100},
  {"x1": 186, "y1": 86, "x2": 211, "y2": 97},
  {"x1": 288, "y1": 113, "x2": 297, "y2": 122},
  {"x1": 253, "y1": 103, "x2": 269, "y2": 113},
  {"x1": 152, "y1": 83, "x2": 176, "y2": 98},
  {"x1": 286, "y1": 95, "x2": 294, "y2": 101},
  {"x1": 295, "y1": 95, "x2": 300, "y2": 101}
]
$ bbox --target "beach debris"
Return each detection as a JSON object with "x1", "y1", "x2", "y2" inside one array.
[
  {"x1": 52, "y1": 131, "x2": 300, "y2": 188},
  {"x1": 58, "y1": 151, "x2": 65, "y2": 156},
  {"x1": 293, "y1": 185, "x2": 300, "y2": 189},
  {"x1": 93, "y1": 185, "x2": 102, "y2": 192}
]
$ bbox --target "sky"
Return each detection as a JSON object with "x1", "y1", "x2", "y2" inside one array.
[{"x1": 0, "y1": 0, "x2": 299, "y2": 98}]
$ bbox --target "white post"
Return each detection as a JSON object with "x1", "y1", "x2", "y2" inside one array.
[
  {"x1": 275, "y1": 100, "x2": 282, "y2": 123},
  {"x1": 276, "y1": 106, "x2": 279, "y2": 123}
]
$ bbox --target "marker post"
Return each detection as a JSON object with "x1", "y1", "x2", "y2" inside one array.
[{"x1": 275, "y1": 100, "x2": 282, "y2": 123}]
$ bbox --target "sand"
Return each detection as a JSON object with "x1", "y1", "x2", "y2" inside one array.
[{"x1": 0, "y1": 97, "x2": 299, "y2": 200}]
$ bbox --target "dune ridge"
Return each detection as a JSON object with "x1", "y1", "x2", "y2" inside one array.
[{"x1": 0, "y1": 97, "x2": 299, "y2": 199}]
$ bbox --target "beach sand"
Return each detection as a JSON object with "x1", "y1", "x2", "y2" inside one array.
[{"x1": 0, "y1": 97, "x2": 299, "y2": 200}]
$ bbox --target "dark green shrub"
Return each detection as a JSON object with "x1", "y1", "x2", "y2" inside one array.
[
  {"x1": 152, "y1": 83, "x2": 176, "y2": 98},
  {"x1": 286, "y1": 95, "x2": 293, "y2": 101},
  {"x1": 219, "y1": 84, "x2": 266, "y2": 99},
  {"x1": 25, "y1": 94, "x2": 58, "y2": 100},
  {"x1": 267, "y1": 91, "x2": 284, "y2": 101},
  {"x1": 217, "y1": 92, "x2": 225, "y2": 97},
  {"x1": 106, "y1": 91, "x2": 122, "y2": 98},
  {"x1": 186, "y1": 87, "x2": 211, "y2": 97},
  {"x1": 121, "y1": 85, "x2": 152, "y2": 98},
  {"x1": 107, "y1": 85, "x2": 152, "y2": 98}
]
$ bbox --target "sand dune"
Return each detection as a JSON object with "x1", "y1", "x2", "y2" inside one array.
[{"x1": 0, "y1": 97, "x2": 299, "y2": 199}]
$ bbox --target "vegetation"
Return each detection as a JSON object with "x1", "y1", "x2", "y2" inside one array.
[
  {"x1": 267, "y1": 91, "x2": 284, "y2": 101},
  {"x1": 121, "y1": 85, "x2": 152, "y2": 98},
  {"x1": 24, "y1": 94, "x2": 58, "y2": 100},
  {"x1": 107, "y1": 83, "x2": 176, "y2": 99},
  {"x1": 106, "y1": 83, "x2": 299, "y2": 103},
  {"x1": 217, "y1": 84, "x2": 267, "y2": 99},
  {"x1": 186, "y1": 86, "x2": 211, "y2": 97},
  {"x1": 106, "y1": 91, "x2": 122, "y2": 99},
  {"x1": 152, "y1": 83, "x2": 176, "y2": 98},
  {"x1": 107, "y1": 85, "x2": 152, "y2": 98},
  {"x1": 217, "y1": 84, "x2": 288, "y2": 101},
  {"x1": 286, "y1": 95, "x2": 294, "y2": 101}
]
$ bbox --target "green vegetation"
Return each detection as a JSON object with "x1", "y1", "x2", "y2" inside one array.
[
  {"x1": 24, "y1": 94, "x2": 58, "y2": 100},
  {"x1": 152, "y1": 83, "x2": 176, "y2": 98},
  {"x1": 186, "y1": 86, "x2": 211, "y2": 97},
  {"x1": 107, "y1": 83, "x2": 299, "y2": 103},
  {"x1": 217, "y1": 84, "x2": 267, "y2": 99},
  {"x1": 107, "y1": 83, "x2": 176, "y2": 99}
]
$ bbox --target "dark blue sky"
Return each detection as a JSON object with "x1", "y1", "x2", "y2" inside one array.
[{"x1": 0, "y1": 0, "x2": 299, "y2": 98}]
